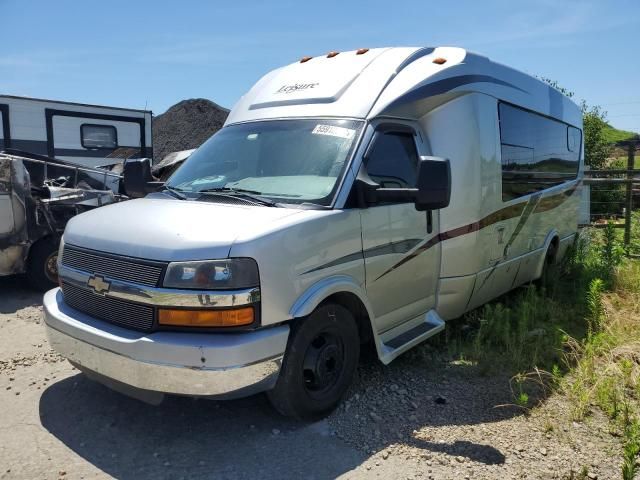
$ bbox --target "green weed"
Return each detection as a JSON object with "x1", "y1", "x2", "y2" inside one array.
[{"x1": 444, "y1": 225, "x2": 640, "y2": 477}]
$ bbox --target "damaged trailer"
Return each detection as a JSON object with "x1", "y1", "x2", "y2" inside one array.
[{"x1": 0, "y1": 151, "x2": 127, "y2": 289}]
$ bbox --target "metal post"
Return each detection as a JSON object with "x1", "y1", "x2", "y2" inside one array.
[{"x1": 624, "y1": 143, "x2": 634, "y2": 247}]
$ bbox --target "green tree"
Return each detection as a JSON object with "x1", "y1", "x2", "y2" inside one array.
[
  {"x1": 539, "y1": 77, "x2": 574, "y2": 99},
  {"x1": 581, "y1": 102, "x2": 610, "y2": 170}
]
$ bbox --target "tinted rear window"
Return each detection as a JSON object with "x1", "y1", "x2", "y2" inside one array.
[{"x1": 499, "y1": 103, "x2": 581, "y2": 201}]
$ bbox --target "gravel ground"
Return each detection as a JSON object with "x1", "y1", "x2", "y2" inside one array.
[{"x1": 0, "y1": 277, "x2": 623, "y2": 479}]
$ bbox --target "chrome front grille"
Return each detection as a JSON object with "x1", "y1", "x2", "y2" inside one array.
[
  {"x1": 61, "y1": 245, "x2": 166, "y2": 287},
  {"x1": 61, "y1": 282, "x2": 155, "y2": 332}
]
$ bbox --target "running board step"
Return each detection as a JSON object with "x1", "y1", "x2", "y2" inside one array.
[{"x1": 379, "y1": 310, "x2": 445, "y2": 364}]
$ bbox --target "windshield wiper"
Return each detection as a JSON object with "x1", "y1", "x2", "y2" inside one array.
[
  {"x1": 159, "y1": 185, "x2": 188, "y2": 200},
  {"x1": 196, "y1": 187, "x2": 279, "y2": 207}
]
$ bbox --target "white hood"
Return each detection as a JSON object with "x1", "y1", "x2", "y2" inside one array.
[{"x1": 63, "y1": 197, "x2": 305, "y2": 261}]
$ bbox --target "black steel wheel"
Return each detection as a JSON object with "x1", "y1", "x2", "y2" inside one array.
[
  {"x1": 303, "y1": 331, "x2": 344, "y2": 398},
  {"x1": 267, "y1": 303, "x2": 359, "y2": 419}
]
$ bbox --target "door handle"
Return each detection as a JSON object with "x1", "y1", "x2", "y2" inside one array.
[{"x1": 496, "y1": 226, "x2": 506, "y2": 244}]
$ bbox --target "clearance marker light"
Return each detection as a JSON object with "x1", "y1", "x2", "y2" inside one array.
[
  {"x1": 300, "y1": 56, "x2": 313, "y2": 63},
  {"x1": 433, "y1": 57, "x2": 447, "y2": 65},
  {"x1": 356, "y1": 48, "x2": 369, "y2": 55},
  {"x1": 327, "y1": 51, "x2": 339, "y2": 58}
]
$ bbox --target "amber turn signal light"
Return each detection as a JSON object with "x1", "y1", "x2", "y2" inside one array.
[
  {"x1": 327, "y1": 51, "x2": 339, "y2": 58},
  {"x1": 432, "y1": 57, "x2": 447, "y2": 65},
  {"x1": 158, "y1": 307, "x2": 254, "y2": 327},
  {"x1": 356, "y1": 48, "x2": 369, "y2": 55},
  {"x1": 300, "y1": 56, "x2": 313, "y2": 63}
]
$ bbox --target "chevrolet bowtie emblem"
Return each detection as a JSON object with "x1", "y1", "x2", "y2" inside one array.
[{"x1": 87, "y1": 275, "x2": 111, "y2": 295}]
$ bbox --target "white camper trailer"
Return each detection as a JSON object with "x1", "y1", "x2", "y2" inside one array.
[
  {"x1": 0, "y1": 95, "x2": 152, "y2": 289},
  {"x1": 0, "y1": 95, "x2": 152, "y2": 167},
  {"x1": 45, "y1": 47, "x2": 584, "y2": 418}
]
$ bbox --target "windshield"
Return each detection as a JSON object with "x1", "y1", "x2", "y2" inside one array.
[{"x1": 166, "y1": 119, "x2": 363, "y2": 206}]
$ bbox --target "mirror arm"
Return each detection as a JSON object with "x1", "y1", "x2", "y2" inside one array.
[{"x1": 375, "y1": 188, "x2": 418, "y2": 203}]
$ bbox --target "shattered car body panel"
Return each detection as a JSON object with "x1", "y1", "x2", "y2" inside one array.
[
  {"x1": 0, "y1": 152, "x2": 121, "y2": 276},
  {"x1": 0, "y1": 156, "x2": 29, "y2": 274}
]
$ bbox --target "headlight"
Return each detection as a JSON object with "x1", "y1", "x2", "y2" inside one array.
[{"x1": 163, "y1": 258, "x2": 259, "y2": 290}]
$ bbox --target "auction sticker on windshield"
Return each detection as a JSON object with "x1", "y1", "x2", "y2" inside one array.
[{"x1": 312, "y1": 124, "x2": 356, "y2": 139}]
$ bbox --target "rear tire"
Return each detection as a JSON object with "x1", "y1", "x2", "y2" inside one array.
[
  {"x1": 538, "y1": 241, "x2": 558, "y2": 289},
  {"x1": 267, "y1": 303, "x2": 360, "y2": 419},
  {"x1": 26, "y1": 238, "x2": 59, "y2": 291}
]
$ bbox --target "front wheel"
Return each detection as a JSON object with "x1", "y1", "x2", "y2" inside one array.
[{"x1": 267, "y1": 303, "x2": 360, "y2": 419}]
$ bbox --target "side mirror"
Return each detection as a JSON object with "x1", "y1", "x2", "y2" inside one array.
[
  {"x1": 355, "y1": 156, "x2": 451, "y2": 211},
  {"x1": 414, "y1": 156, "x2": 451, "y2": 211},
  {"x1": 122, "y1": 158, "x2": 159, "y2": 198}
]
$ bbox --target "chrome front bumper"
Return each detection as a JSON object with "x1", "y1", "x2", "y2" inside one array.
[{"x1": 43, "y1": 288, "x2": 289, "y2": 399}]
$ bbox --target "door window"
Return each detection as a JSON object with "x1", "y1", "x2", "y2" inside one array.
[{"x1": 365, "y1": 132, "x2": 418, "y2": 189}]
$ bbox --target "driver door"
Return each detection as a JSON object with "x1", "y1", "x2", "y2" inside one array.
[{"x1": 359, "y1": 123, "x2": 441, "y2": 334}]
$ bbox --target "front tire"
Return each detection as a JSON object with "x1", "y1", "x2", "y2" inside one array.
[{"x1": 267, "y1": 303, "x2": 359, "y2": 419}]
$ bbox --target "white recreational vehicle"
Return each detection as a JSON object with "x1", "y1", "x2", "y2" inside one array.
[
  {"x1": 0, "y1": 95, "x2": 152, "y2": 167},
  {"x1": 44, "y1": 47, "x2": 583, "y2": 418}
]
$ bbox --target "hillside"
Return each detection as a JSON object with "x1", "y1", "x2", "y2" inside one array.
[
  {"x1": 603, "y1": 123, "x2": 637, "y2": 144},
  {"x1": 152, "y1": 98, "x2": 229, "y2": 161}
]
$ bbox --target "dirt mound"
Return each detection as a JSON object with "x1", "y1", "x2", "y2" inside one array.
[{"x1": 152, "y1": 98, "x2": 229, "y2": 162}]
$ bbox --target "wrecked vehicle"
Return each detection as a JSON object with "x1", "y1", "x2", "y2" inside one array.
[
  {"x1": 151, "y1": 148, "x2": 195, "y2": 181},
  {"x1": 0, "y1": 151, "x2": 124, "y2": 289}
]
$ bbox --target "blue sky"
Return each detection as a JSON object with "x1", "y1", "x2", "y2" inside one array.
[{"x1": 1, "y1": 0, "x2": 639, "y2": 132}]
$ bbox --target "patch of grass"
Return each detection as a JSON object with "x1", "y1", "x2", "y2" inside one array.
[
  {"x1": 444, "y1": 231, "x2": 601, "y2": 375},
  {"x1": 610, "y1": 156, "x2": 639, "y2": 169},
  {"x1": 630, "y1": 211, "x2": 640, "y2": 256},
  {"x1": 556, "y1": 237, "x2": 640, "y2": 477},
  {"x1": 443, "y1": 225, "x2": 640, "y2": 477},
  {"x1": 623, "y1": 419, "x2": 640, "y2": 480},
  {"x1": 586, "y1": 277, "x2": 605, "y2": 333},
  {"x1": 603, "y1": 123, "x2": 637, "y2": 144}
]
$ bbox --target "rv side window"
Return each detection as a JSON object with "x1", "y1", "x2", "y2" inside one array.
[
  {"x1": 365, "y1": 132, "x2": 418, "y2": 190},
  {"x1": 81, "y1": 124, "x2": 117, "y2": 149},
  {"x1": 499, "y1": 103, "x2": 580, "y2": 202},
  {"x1": 567, "y1": 126, "x2": 581, "y2": 152}
]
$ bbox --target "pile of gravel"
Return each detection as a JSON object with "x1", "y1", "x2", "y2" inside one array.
[{"x1": 152, "y1": 98, "x2": 229, "y2": 162}]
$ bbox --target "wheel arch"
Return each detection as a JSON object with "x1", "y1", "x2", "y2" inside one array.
[
  {"x1": 533, "y1": 229, "x2": 560, "y2": 279},
  {"x1": 289, "y1": 275, "x2": 376, "y2": 347}
]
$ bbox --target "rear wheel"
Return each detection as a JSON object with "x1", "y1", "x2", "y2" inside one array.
[
  {"x1": 26, "y1": 238, "x2": 59, "y2": 291},
  {"x1": 267, "y1": 303, "x2": 359, "y2": 419},
  {"x1": 538, "y1": 241, "x2": 558, "y2": 289}
]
